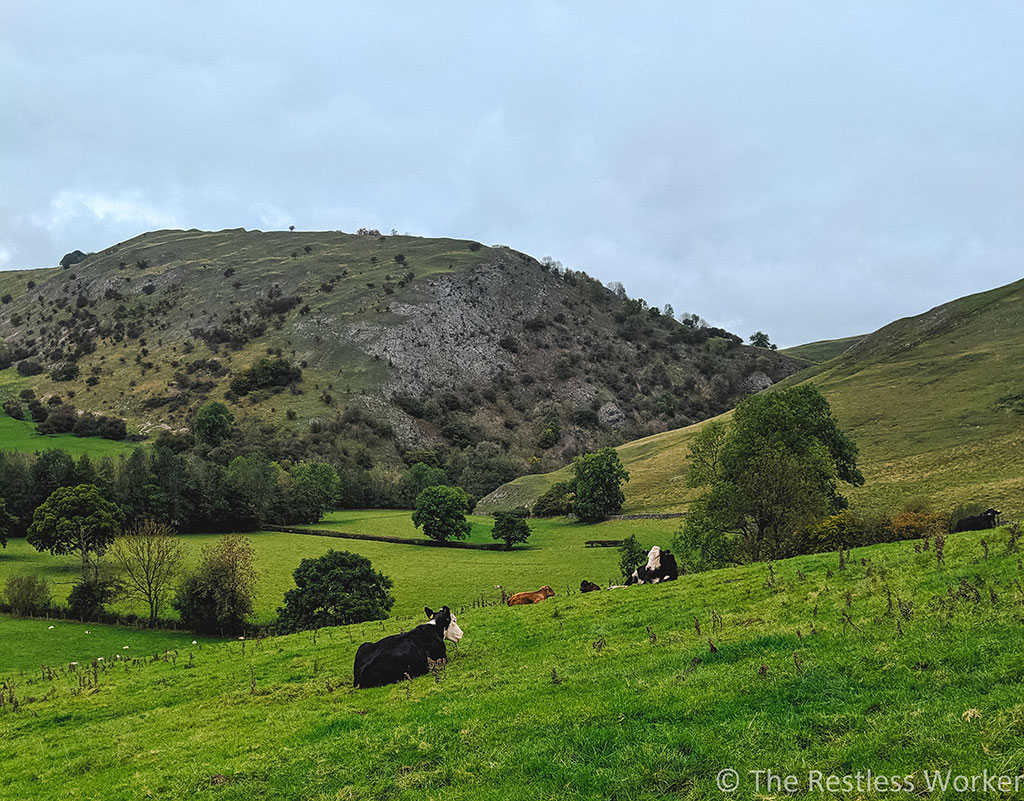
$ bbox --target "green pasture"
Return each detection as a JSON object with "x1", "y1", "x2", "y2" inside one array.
[
  {"x1": 2, "y1": 526, "x2": 1023, "y2": 799},
  {"x1": 0, "y1": 512, "x2": 680, "y2": 626}
]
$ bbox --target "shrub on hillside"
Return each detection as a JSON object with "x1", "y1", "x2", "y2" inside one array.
[
  {"x1": 50, "y1": 363, "x2": 80, "y2": 382},
  {"x1": 3, "y1": 400, "x2": 24, "y2": 420},
  {"x1": 276, "y1": 550, "x2": 394, "y2": 633},
  {"x1": 16, "y1": 359, "x2": 44, "y2": 377},
  {"x1": 532, "y1": 480, "x2": 575, "y2": 517},
  {"x1": 3, "y1": 575, "x2": 52, "y2": 616},
  {"x1": 618, "y1": 535, "x2": 647, "y2": 580},
  {"x1": 801, "y1": 509, "x2": 893, "y2": 553},
  {"x1": 230, "y1": 357, "x2": 302, "y2": 395}
]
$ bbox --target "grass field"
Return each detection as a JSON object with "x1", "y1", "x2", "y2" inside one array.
[
  {"x1": 0, "y1": 616, "x2": 217, "y2": 673},
  {"x1": 2, "y1": 525, "x2": 1022, "y2": 799},
  {"x1": 482, "y1": 278, "x2": 1024, "y2": 519},
  {"x1": 0, "y1": 413, "x2": 141, "y2": 458},
  {"x1": 0, "y1": 512, "x2": 680, "y2": 627}
]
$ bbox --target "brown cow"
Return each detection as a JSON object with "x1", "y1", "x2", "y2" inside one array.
[{"x1": 507, "y1": 585, "x2": 555, "y2": 605}]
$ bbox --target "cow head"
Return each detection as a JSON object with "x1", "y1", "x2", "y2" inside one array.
[
  {"x1": 425, "y1": 606, "x2": 464, "y2": 643},
  {"x1": 986, "y1": 508, "x2": 1001, "y2": 518},
  {"x1": 538, "y1": 585, "x2": 555, "y2": 599},
  {"x1": 645, "y1": 545, "x2": 661, "y2": 572}
]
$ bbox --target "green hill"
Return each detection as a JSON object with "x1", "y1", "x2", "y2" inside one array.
[
  {"x1": 3, "y1": 524, "x2": 1021, "y2": 799},
  {"x1": 0, "y1": 229, "x2": 801, "y2": 473},
  {"x1": 481, "y1": 278, "x2": 1024, "y2": 517},
  {"x1": 781, "y1": 334, "x2": 866, "y2": 364}
]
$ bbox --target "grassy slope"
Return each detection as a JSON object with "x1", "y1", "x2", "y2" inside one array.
[
  {"x1": 0, "y1": 413, "x2": 139, "y2": 459},
  {"x1": 484, "y1": 278, "x2": 1024, "y2": 517},
  {"x1": 3, "y1": 526, "x2": 1022, "y2": 800},
  {"x1": 781, "y1": 333, "x2": 866, "y2": 364},
  {"x1": 0, "y1": 514, "x2": 679, "y2": 624},
  {"x1": 0, "y1": 617, "x2": 217, "y2": 673}
]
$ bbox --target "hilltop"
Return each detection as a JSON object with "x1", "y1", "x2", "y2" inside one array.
[
  {"x1": 0, "y1": 228, "x2": 800, "y2": 484},
  {"x1": 481, "y1": 277, "x2": 1024, "y2": 516}
]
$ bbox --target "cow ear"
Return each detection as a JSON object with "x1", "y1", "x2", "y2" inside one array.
[{"x1": 424, "y1": 606, "x2": 434, "y2": 619}]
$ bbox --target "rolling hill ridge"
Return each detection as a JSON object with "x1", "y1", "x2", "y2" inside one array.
[
  {"x1": 0, "y1": 228, "x2": 801, "y2": 486},
  {"x1": 481, "y1": 276, "x2": 1024, "y2": 517}
]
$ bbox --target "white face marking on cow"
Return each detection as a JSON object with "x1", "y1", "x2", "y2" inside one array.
[
  {"x1": 646, "y1": 545, "x2": 661, "y2": 572},
  {"x1": 444, "y1": 613, "x2": 463, "y2": 643}
]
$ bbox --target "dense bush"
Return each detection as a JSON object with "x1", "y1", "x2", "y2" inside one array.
[
  {"x1": 3, "y1": 400, "x2": 24, "y2": 420},
  {"x1": 532, "y1": 480, "x2": 575, "y2": 517},
  {"x1": 230, "y1": 357, "x2": 302, "y2": 395},
  {"x1": 173, "y1": 536, "x2": 256, "y2": 635},
  {"x1": 276, "y1": 550, "x2": 394, "y2": 633},
  {"x1": 67, "y1": 577, "x2": 118, "y2": 620},
  {"x1": 3, "y1": 575, "x2": 52, "y2": 616},
  {"x1": 571, "y1": 448, "x2": 629, "y2": 522}
]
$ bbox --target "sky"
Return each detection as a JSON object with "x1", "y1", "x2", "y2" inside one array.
[{"x1": 2, "y1": 2, "x2": 1022, "y2": 347}]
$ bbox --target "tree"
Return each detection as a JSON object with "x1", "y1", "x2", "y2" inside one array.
[
  {"x1": 749, "y1": 331, "x2": 776, "y2": 349},
  {"x1": 618, "y1": 535, "x2": 646, "y2": 580},
  {"x1": 283, "y1": 462, "x2": 341, "y2": 523},
  {"x1": 276, "y1": 550, "x2": 394, "y2": 632},
  {"x1": 173, "y1": 536, "x2": 256, "y2": 635},
  {"x1": 682, "y1": 385, "x2": 863, "y2": 566},
  {"x1": 396, "y1": 462, "x2": 447, "y2": 508},
  {"x1": 27, "y1": 484, "x2": 125, "y2": 576},
  {"x1": 412, "y1": 485, "x2": 471, "y2": 543},
  {"x1": 532, "y1": 480, "x2": 575, "y2": 517},
  {"x1": 0, "y1": 498, "x2": 15, "y2": 548},
  {"x1": 225, "y1": 455, "x2": 280, "y2": 529},
  {"x1": 110, "y1": 520, "x2": 187, "y2": 624},
  {"x1": 193, "y1": 401, "x2": 234, "y2": 446},
  {"x1": 3, "y1": 575, "x2": 51, "y2": 616},
  {"x1": 491, "y1": 511, "x2": 532, "y2": 550},
  {"x1": 571, "y1": 448, "x2": 630, "y2": 522}
]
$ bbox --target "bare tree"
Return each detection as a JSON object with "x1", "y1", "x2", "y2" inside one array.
[{"x1": 110, "y1": 520, "x2": 186, "y2": 624}]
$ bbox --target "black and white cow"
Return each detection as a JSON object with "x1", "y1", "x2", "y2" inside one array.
[
  {"x1": 954, "y1": 508, "x2": 1001, "y2": 533},
  {"x1": 624, "y1": 545, "x2": 679, "y2": 585},
  {"x1": 353, "y1": 606, "x2": 464, "y2": 689}
]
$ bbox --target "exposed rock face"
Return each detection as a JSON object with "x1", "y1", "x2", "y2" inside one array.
[
  {"x1": 347, "y1": 255, "x2": 553, "y2": 395},
  {"x1": 598, "y1": 402, "x2": 626, "y2": 428},
  {"x1": 738, "y1": 370, "x2": 773, "y2": 394}
]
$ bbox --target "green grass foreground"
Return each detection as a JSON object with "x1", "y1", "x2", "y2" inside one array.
[{"x1": 3, "y1": 526, "x2": 1023, "y2": 799}]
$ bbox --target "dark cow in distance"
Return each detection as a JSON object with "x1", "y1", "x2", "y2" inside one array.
[
  {"x1": 954, "y1": 508, "x2": 1001, "y2": 533},
  {"x1": 580, "y1": 580, "x2": 601, "y2": 593},
  {"x1": 625, "y1": 546, "x2": 679, "y2": 585},
  {"x1": 353, "y1": 606, "x2": 463, "y2": 689}
]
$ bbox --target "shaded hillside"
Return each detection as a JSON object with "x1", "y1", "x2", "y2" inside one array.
[
  {"x1": 0, "y1": 229, "x2": 800, "y2": 486},
  {"x1": 781, "y1": 333, "x2": 865, "y2": 364},
  {"x1": 481, "y1": 277, "x2": 1024, "y2": 517}
]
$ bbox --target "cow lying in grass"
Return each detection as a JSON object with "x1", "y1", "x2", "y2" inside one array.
[
  {"x1": 954, "y1": 508, "x2": 1001, "y2": 532},
  {"x1": 625, "y1": 545, "x2": 679, "y2": 585},
  {"x1": 507, "y1": 586, "x2": 555, "y2": 605},
  {"x1": 353, "y1": 606, "x2": 463, "y2": 689},
  {"x1": 580, "y1": 580, "x2": 601, "y2": 593}
]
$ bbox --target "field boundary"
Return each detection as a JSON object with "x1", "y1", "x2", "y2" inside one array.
[{"x1": 265, "y1": 525, "x2": 507, "y2": 550}]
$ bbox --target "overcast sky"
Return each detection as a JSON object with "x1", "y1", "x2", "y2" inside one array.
[{"x1": 2, "y1": 3, "x2": 1022, "y2": 346}]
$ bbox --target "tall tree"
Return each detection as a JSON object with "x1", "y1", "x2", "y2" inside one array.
[
  {"x1": 27, "y1": 484, "x2": 125, "y2": 576},
  {"x1": 412, "y1": 485, "x2": 471, "y2": 543},
  {"x1": 0, "y1": 498, "x2": 16, "y2": 548},
  {"x1": 571, "y1": 448, "x2": 630, "y2": 522},
  {"x1": 680, "y1": 385, "x2": 863, "y2": 566},
  {"x1": 110, "y1": 520, "x2": 186, "y2": 623},
  {"x1": 193, "y1": 401, "x2": 235, "y2": 446}
]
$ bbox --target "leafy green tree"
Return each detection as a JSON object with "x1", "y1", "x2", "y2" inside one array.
[
  {"x1": 276, "y1": 550, "x2": 394, "y2": 632},
  {"x1": 284, "y1": 462, "x2": 341, "y2": 523},
  {"x1": 618, "y1": 534, "x2": 646, "y2": 580},
  {"x1": 0, "y1": 498, "x2": 16, "y2": 548},
  {"x1": 27, "y1": 484, "x2": 126, "y2": 576},
  {"x1": 173, "y1": 535, "x2": 256, "y2": 635},
  {"x1": 30, "y1": 449, "x2": 77, "y2": 508},
  {"x1": 682, "y1": 384, "x2": 863, "y2": 566},
  {"x1": 225, "y1": 455, "x2": 281, "y2": 529},
  {"x1": 571, "y1": 448, "x2": 630, "y2": 522},
  {"x1": 749, "y1": 331, "x2": 776, "y2": 349},
  {"x1": 412, "y1": 485, "x2": 471, "y2": 543},
  {"x1": 396, "y1": 462, "x2": 447, "y2": 508},
  {"x1": 193, "y1": 401, "x2": 235, "y2": 446},
  {"x1": 491, "y1": 511, "x2": 532, "y2": 550}
]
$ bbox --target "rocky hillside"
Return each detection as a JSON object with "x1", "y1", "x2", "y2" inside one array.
[{"x1": 0, "y1": 228, "x2": 801, "y2": 478}]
